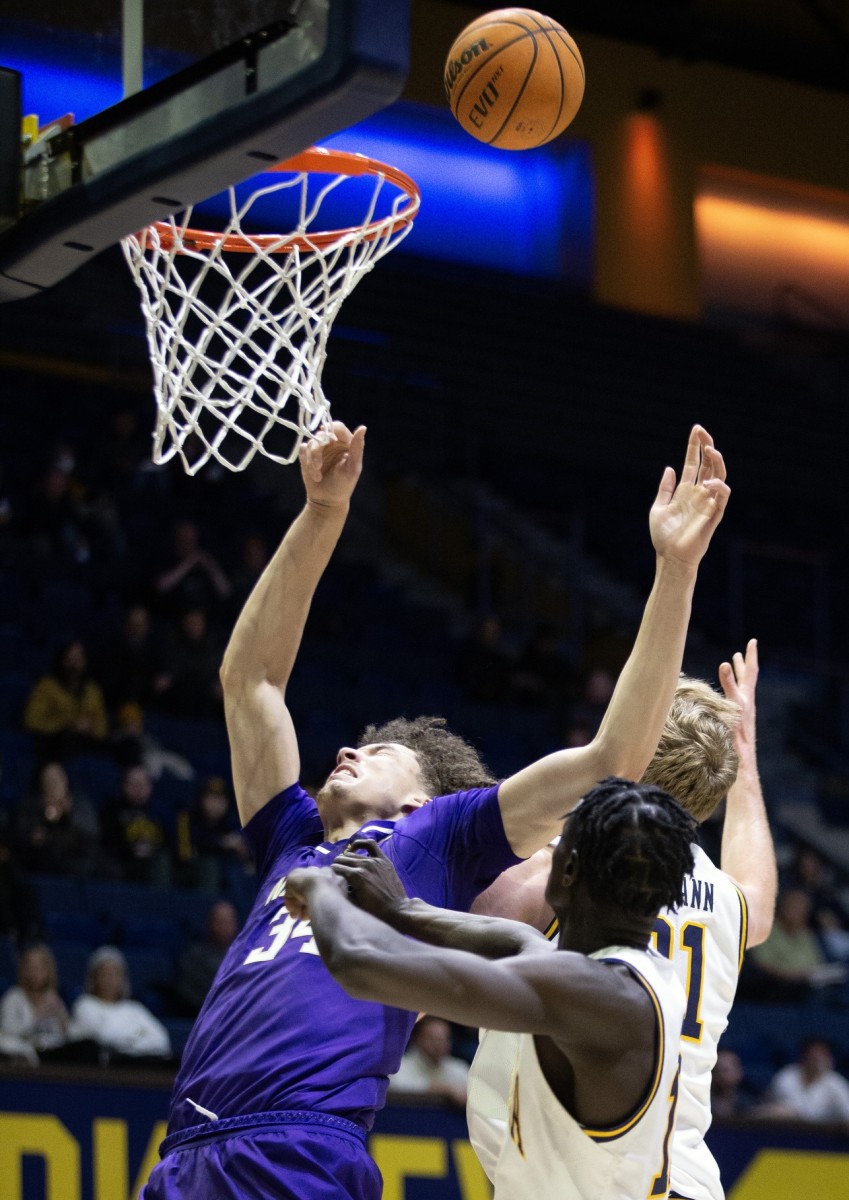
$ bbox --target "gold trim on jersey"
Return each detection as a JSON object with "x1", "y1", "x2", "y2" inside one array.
[
  {"x1": 509, "y1": 1071, "x2": 526, "y2": 1158},
  {"x1": 582, "y1": 958, "x2": 665, "y2": 1142},
  {"x1": 543, "y1": 915, "x2": 559, "y2": 942},
  {"x1": 735, "y1": 885, "x2": 749, "y2": 973}
]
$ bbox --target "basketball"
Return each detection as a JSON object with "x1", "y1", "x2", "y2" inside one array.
[{"x1": 444, "y1": 8, "x2": 585, "y2": 150}]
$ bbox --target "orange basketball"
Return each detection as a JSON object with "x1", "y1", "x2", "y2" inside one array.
[{"x1": 444, "y1": 8, "x2": 585, "y2": 150}]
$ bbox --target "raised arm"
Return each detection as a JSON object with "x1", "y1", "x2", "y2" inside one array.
[
  {"x1": 499, "y1": 426, "x2": 730, "y2": 856},
  {"x1": 221, "y1": 423, "x2": 366, "y2": 825},
  {"x1": 331, "y1": 839, "x2": 549, "y2": 959},
  {"x1": 718, "y1": 639, "x2": 777, "y2": 947}
]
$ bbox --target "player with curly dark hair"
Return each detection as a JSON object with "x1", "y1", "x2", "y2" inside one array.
[
  {"x1": 286, "y1": 778, "x2": 696, "y2": 1200},
  {"x1": 142, "y1": 423, "x2": 729, "y2": 1200}
]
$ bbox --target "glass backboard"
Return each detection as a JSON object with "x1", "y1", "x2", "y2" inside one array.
[{"x1": 0, "y1": 0, "x2": 410, "y2": 301}]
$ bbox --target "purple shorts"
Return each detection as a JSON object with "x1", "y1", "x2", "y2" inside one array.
[{"x1": 141, "y1": 1111, "x2": 382, "y2": 1200}]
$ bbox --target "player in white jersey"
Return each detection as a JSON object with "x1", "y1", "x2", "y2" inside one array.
[
  {"x1": 472, "y1": 640, "x2": 777, "y2": 1200},
  {"x1": 286, "y1": 778, "x2": 695, "y2": 1200}
]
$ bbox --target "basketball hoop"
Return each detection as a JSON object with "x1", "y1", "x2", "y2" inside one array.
[{"x1": 122, "y1": 147, "x2": 420, "y2": 475}]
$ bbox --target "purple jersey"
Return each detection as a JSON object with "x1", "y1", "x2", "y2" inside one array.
[{"x1": 168, "y1": 781, "x2": 519, "y2": 1135}]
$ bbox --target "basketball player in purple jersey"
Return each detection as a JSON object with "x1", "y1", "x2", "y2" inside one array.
[
  {"x1": 286, "y1": 781, "x2": 696, "y2": 1200},
  {"x1": 141, "y1": 421, "x2": 729, "y2": 1200}
]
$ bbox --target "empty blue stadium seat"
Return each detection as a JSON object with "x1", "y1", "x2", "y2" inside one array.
[
  {"x1": 120, "y1": 916, "x2": 185, "y2": 954},
  {"x1": 123, "y1": 947, "x2": 174, "y2": 995},
  {"x1": 0, "y1": 574, "x2": 26, "y2": 624},
  {"x1": 0, "y1": 728, "x2": 35, "y2": 810},
  {"x1": 0, "y1": 624, "x2": 35, "y2": 673},
  {"x1": 152, "y1": 774, "x2": 197, "y2": 812},
  {"x1": 34, "y1": 580, "x2": 95, "y2": 641},
  {"x1": 160, "y1": 888, "x2": 213, "y2": 938},
  {"x1": 44, "y1": 912, "x2": 107, "y2": 948},
  {"x1": 0, "y1": 937, "x2": 17, "y2": 984},
  {"x1": 84, "y1": 879, "x2": 210, "y2": 939},
  {"x1": 163, "y1": 1017, "x2": 196, "y2": 1058},
  {"x1": 65, "y1": 754, "x2": 123, "y2": 809},
  {"x1": 83, "y1": 879, "x2": 163, "y2": 925},
  {"x1": 0, "y1": 669, "x2": 34, "y2": 727},
  {"x1": 31, "y1": 873, "x2": 87, "y2": 915},
  {"x1": 144, "y1": 713, "x2": 226, "y2": 761},
  {"x1": 52, "y1": 943, "x2": 94, "y2": 1001}
]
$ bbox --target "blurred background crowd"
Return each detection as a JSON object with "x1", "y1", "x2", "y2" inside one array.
[{"x1": 0, "y1": 355, "x2": 847, "y2": 1135}]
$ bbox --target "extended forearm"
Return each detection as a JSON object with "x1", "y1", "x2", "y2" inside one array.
[
  {"x1": 593, "y1": 557, "x2": 697, "y2": 778},
  {"x1": 721, "y1": 748, "x2": 777, "y2": 947},
  {"x1": 381, "y1": 897, "x2": 544, "y2": 959},
  {"x1": 221, "y1": 500, "x2": 348, "y2": 687},
  {"x1": 308, "y1": 882, "x2": 551, "y2": 1029}
]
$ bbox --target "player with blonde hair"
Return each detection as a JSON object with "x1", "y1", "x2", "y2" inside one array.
[{"x1": 471, "y1": 640, "x2": 776, "y2": 1200}]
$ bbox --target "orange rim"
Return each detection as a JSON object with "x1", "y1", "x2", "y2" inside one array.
[{"x1": 145, "y1": 147, "x2": 420, "y2": 254}]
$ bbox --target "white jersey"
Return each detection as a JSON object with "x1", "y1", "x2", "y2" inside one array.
[
  {"x1": 466, "y1": 945, "x2": 685, "y2": 1200},
  {"x1": 653, "y1": 844, "x2": 748, "y2": 1200}
]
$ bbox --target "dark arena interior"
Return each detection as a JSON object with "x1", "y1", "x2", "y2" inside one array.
[{"x1": 1, "y1": 3, "x2": 849, "y2": 1197}]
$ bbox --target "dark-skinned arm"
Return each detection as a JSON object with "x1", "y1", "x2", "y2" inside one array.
[
  {"x1": 332, "y1": 839, "x2": 548, "y2": 960},
  {"x1": 286, "y1": 867, "x2": 641, "y2": 1039}
]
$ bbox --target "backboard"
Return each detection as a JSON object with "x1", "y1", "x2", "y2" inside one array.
[{"x1": 0, "y1": 0, "x2": 410, "y2": 302}]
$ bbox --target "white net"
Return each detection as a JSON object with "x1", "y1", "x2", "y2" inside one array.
[{"x1": 121, "y1": 149, "x2": 419, "y2": 474}]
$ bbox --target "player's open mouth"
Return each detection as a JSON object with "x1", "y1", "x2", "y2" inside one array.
[{"x1": 332, "y1": 765, "x2": 357, "y2": 779}]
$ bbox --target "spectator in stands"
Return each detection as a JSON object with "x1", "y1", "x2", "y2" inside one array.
[
  {"x1": 100, "y1": 764, "x2": 171, "y2": 885},
  {"x1": 24, "y1": 458, "x2": 91, "y2": 567},
  {"x1": 757, "y1": 1038, "x2": 849, "y2": 1127},
  {"x1": 176, "y1": 776, "x2": 250, "y2": 893},
  {"x1": 0, "y1": 943, "x2": 70, "y2": 1063},
  {"x1": 97, "y1": 603, "x2": 168, "y2": 713},
  {"x1": 784, "y1": 844, "x2": 847, "y2": 925},
  {"x1": 110, "y1": 701, "x2": 195, "y2": 782},
  {"x1": 15, "y1": 762, "x2": 102, "y2": 877},
  {"x1": 69, "y1": 946, "x2": 171, "y2": 1062},
  {"x1": 23, "y1": 639, "x2": 108, "y2": 761},
  {"x1": 171, "y1": 899, "x2": 240, "y2": 1017},
  {"x1": 456, "y1": 614, "x2": 513, "y2": 704},
  {"x1": 710, "y1": 1048, "x2": 759, "y2": 1120},
  {"x1": 154, "y1": 607, "x2": 224, "y2": 718},
  {"x1": 748, "y1": 888, "x2": 847, "y2": 1002},
  {"x1": 0, "y1": 817, "x2": 42, "y2": 944},
  {"x1": 155, "y1": 518, "x2": 232, "y2": 618},
  {"x1": 816, "y1": 908, "x2": 849, "y2": 964},
  {"x1": 388, "y1": 1016, "x2": 470, "y2": 1109}
]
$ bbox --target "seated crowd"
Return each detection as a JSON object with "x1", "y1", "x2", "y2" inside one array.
[{"x1": 0, "y1": 407, "x2": 848, "y2": 1118}]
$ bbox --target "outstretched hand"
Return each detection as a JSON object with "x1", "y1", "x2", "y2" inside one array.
[
  {"x1": 719, "y1": 638, "x2": 759, "y2": 759},
  {"x1": 332, "y1": 838, "x2": 408, "y2": 918},
  {"x1": 300, "y1": 421, "x2": 366, "y2": 511},
  {"x1": 649, "y1": 425, "x2": 730, "y2": 569}
]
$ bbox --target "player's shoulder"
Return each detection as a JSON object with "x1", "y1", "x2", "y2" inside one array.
[{"x1": 403, "y1": 782, "x2": 503, "y2": 824}]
